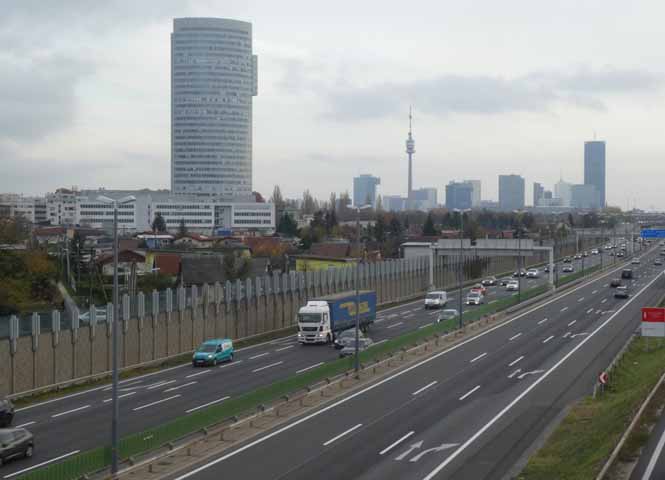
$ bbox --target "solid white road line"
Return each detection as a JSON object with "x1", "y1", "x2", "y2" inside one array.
[
  {"x1": 387, "y1": 322, "x2": 404, "y2": 329},
  {"x1": 2, "y1": 450, "x2": 81, "y2": 478},
  {"x1": 52, "y1": 405, "x2": 90, "y2": 418},
  {"x1": 296, "y1": 362, "x2": 324, "y2": 374},
  {"x1": 145, "y1": 380, "x2": 169, "y2": 389},
  {"x1": 538, "y1": 318, "x2": 548, "y2": 325},
  {"x1": 459, "y1": 385, "x2": 481, "y2": 401},
  {"x1": 561, "y1": 307, "x2": 569, "y2": 312},
  {"x1": 170, "y1": 264, "x2": 639, "y2": 480},
  {"x1": 133, "y1": 395, "x2": 181, "y2": 412},
  {"x1": 470, "y1": 353, "x2": 487, "y2": 363},
  {"x1": 249, "y1": 352, "x2": 270, "y2": 360},
  {"x1": 323, "y1": 423, "x2": 363, "y2": 446},
  {"x1": 186, "y1": 370, "x2": 211, "y2": 379},
  {"x1": 568, "y1": 320, "x2": 577, "y2": 326},
  {"x1": 15, "y1": 421, "x2": 36, "y2": 428},
  {"x1": 642, "y1": 423, "x2": 665, "y2": 480},
  {"x1": 148, "y1": 380, "x2": 176, "y2": 390},
  {"x1": 380, "y1": 431, "x2": 416, "y2": 455},
  {"x1": 543, "y1": 335, "x2": 555, "y2": 344},
  {"x1": 219, "y1": 360, "x2": 243, "y2": 369},
  {"x1": 412, "y1": 381, "x2": 438, "y2": 396},
  {"x1": 489, "y1": 300, "x2": 497, "y2": 304},
  {"x1": 421, "y1": 270, "x2": 665, "y2": 480},
  {"x1": 508, "y1": 369, "x2": 522, "y2": 379},
  {"x1": 275, "y1": 345, "x2": 294, "y2": 352},
  {"x1": 165, "y1": 381, "x2": 198, "y2": 393},
  {"x1": 509, "y1": 333, "x2": 522, "y2": 341},
  {"x1": 563, "y1": 331, "x2": 571, "y2": 338},
  {"x1": 185, "y1": 396, "x2": 230, "y2": 414},
  {"x1": 373, "y1": 339, "x2": 388, "y2": 347},
  {"x1": 103, "y1": 392, "x2": 137, "y2": 403},
  {"x1": 508, "y1": 356, "x2": 524, "y2": 367},
  {"x1": 419, "y1": 324, "x2": 432, "y2": 330},
  {"x1": 252, "y1": 361, "x2": 284, "y2": 373}
]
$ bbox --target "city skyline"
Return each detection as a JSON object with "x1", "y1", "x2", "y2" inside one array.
[{"x1": 1, "y1": 1, "x2": 664, "y2": 210}]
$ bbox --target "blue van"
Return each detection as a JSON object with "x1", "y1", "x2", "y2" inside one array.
[{"x1": 192, "y1": 339, "x2": 234, "y2": 367}]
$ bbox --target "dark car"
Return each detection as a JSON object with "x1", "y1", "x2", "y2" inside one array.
[
  {"x1": 513, "y1": 269, "x2": 527, "y2": 277},
  {"x1": 621, "y1": 269, "x2": 633, "y2": 279},
  {"x1": 0, "y1": 428, "x2": 33, "y2": 466},
  {"x1": 544, "y1": 264, "x2": 556, "y2": 273},
  {"x1": 333, "y1": 329, "x2": 365, "y2": 349},
  {"x1": 339, "y1": 338, "x2": 373, "y2": 358},
  {"x1": 655, "y1": 259, "x2": 664, "y2": 266},
  {"x1": 499, "y1": 277, "x2": 512, "y2": 286},
  {"x1": 617, "y1": 252, "x2": 625, "y2": 258},
  {"x1": 563, "y1": 257, "x2": 572, "y2": 263},
  {"x1": 614, "y1": 286, "x2": 630, "y2": 299},
  {"x1": 610, "y1": 278, "x2": 622, "y2": 288},
  {"x1": 481, "y1": 276, "x2": 497, "y2": 286},
  {"x1": 0, "y1": 399, "x2": 13, "y2": 428}
]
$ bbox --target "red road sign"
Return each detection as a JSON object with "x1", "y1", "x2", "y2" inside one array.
[
  {"x1": 642, "y1": 308, "x2": 665, "y2": 322},
  {"x1": 598, "y1": 372, "x2": 609, "y2": 385}
]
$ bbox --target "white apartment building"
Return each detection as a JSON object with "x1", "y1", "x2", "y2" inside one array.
[
  {"x1": 46, "y1": 189, "x2": 78, "y2": 225},
  {"x1": 0, "y1": 194, "x2": 47, "y2": 223}
]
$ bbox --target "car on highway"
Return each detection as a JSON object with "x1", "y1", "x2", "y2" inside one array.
[
  {"x1": 563, "y1": 257, "x2": 572, "y2": 263},
  {"x1": 655, "y1": 259, "x2": 664, "y2": 266},
  {"x1": 481, "y1": 276, "x2": 497, "y2": 286},
  {"x1": 437, "y1": 309, "x2": 459, "y2": 323},
  {"x1": 631, "y1": 258, "x2": 641, "y2": 265},
  {"x1": 0, "y1": 399, "x2": 14, "y2": 428},
  {"x1": 526, "y1": 268, "x2": 539, "y2": 278},
  {"x1": 339, "y1": 337, "x2": 373, "y2": 358},
  {"x1": 470, "y1": 284, "x2": 487, "y2": 295},
  {"x1": 617, "y1": 251, "x2": 625, "y2": 258},
  {"x1": 0, "y1": 428, "x2": 34, "y2": 466},
  {"x1": 499, "y1": 277, "x2": 513, "y2": 286},
  {"x1": 614, "y1": 286, "x2": 630, "y2": 299},
  {"x1": 591, "y1": 248, "x2": 599, "y2": 255},
  {"x1": 466, "y1": 291, "x2": 484, "y2": 305},
  {"x1": 424, "y1": 291, "x2": 448, "y2": 309},
  {"x1": 660, "y1": 249, "x2": 665, "y2": 256},
  {"x1": 582, "y1": 251, "x2": 589, "y2": 257},
  {"x1": 610, "y1": 278, "x2": 622, "y2": 288},
  {"x1": 512, "y1": 269, "x2": 527, "y2": 277},
  {"x1": 506, "y1": 280, "x2": 519, "y2": 291},
  {"x1": 574, "y1": 254, "x2": 582, "y2": 260},
  {"x1": 79, "y1": 307, "x2": 108, "y2": 324},
  {"x1": 192, "y1": 339, "x2": 234, "y2": 367},
  {"x1": 562, "y1": 265, "x2": 574, "y2": 273},
  {"x1": 544, "y1": 264, "x2": 556, "y2": 273},
  {"x1": 621, "y1": 269, "x2": 633, "y2": 279},
  {"x1": 333, "y1": 329, "x2": 366, "y2": 349}
]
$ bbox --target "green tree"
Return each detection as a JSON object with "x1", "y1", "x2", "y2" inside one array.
[
  {"x1": 152, "y1": 212, "x2": 167, "y2": 233},
  {"x1": 302, "y1": 190, "x2": 317, "y2": 215},
  {"x1": 389, "y1": 216, "x2": 403, "y2": 238},
  {"x1": 423, "y1": 212, "x2": 437, "y2": 236},
  {"x1": 277, "y1": 212, "x2": 299, "y2": 237},
  {"x1": 177, "y1": 218, "x2": 188, "y2": 239},
  {"x1": 374, "y1": 214, "x2": 387, "y2": 242},
  {"x1": 223, "y1": 251, "x2": 253, "y2": 281}
]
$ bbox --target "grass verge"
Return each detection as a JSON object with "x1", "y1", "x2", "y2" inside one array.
[{"x1": 518, "y1": 337, "x2": 665, "y2": 480}]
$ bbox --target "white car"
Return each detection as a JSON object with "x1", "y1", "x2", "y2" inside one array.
[
  {"x1": 526, "y1": 268, "x2": 539, "y2": 278},
  {"x1": 631, "y1": 258, "x2": 641, "y2": 265},
  {"x1": 466, "y1": 292, "x2": 484, "y2": 305},
  {"x1": 424, "y1": 291, "x2": 447, "y2": 309},
  {"x1": 591, "y1": 249, "x2": 599, "y2": 255},
  {"x1": 506, "y1": 280, "x2": 519, "y2": 291}
]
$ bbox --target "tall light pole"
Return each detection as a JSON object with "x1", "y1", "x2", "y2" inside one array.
[
  {"x1": 454, "y1": 208, "x2": 471, "y2": 329},
  {"x1": 513, "y1": 210, "x2": 523, "y2": 303},
  {"x1": 97, "y1": 195, "x2": 135, "y2": 475},
  {"x1": 354, "y1": 204, "x2": 371, "y2": 376}
]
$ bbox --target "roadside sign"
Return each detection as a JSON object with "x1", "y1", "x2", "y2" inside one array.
[
  {"x1": 641, "y1": 307, "x2": 665, "y2": 337},
  {"x1": 641, "y1": 230, "x2": 665, "y2": 239},
  {"x1": 598, "y1": 372, "x2": 608, "y2": 385}
]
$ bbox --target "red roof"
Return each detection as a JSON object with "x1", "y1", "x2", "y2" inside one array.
[
  {"x1": 34, "y1": 227, "x2": 66, "y2": 236},
  {"x1": 309, "y1": 242, "x2": 351, "y2": 259},
  {"x1": 154, "y1": 253, "x2": 181, "y2": 276},
  {"x1": 97, "y1": 250, "x2": 146, "y2": 266}
]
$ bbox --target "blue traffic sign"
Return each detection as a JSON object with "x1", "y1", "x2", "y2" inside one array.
[{"x1": 641, "y1": 229, "x2": 665, "y2": 239}]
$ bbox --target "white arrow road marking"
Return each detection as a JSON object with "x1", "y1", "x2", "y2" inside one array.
[
  {"x1": 409, "y1": 443, "x2": 461, "y2": 462},
  {"x1": 395, "y1": 441, "x2": 423, "y2": 461},
  {"x1": 563, "y1": 331, "x2": 572, "y2": 338},
  {"x1": 571, "y1": 332, "x2": 589, "y2": 338},
  {"x1": 508, "y1": 368, "x2": 522, "y2": 379},
  {"x1": 517, "y1": 370, "x2": 545, "y2": 380},
  {"x1": 380, "y1": 431, "x2": 415, "y2": 455}
]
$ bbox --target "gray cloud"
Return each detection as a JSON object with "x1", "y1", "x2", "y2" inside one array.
[{"x1": 323, "y1": 67, "x2": 664, "y2": 121}]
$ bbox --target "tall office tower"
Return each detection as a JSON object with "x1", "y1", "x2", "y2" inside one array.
[
  {"x1": 353, "y1": 174, "x2": 381, "y2": 207},
  {"x1": 463, "y1": 180, "x2": 481, "y2": 207},
  {"x1": 445, "y1": 181, "x2": 473, "y2": 210},
  {"x1": 171, "y1": 18, "x2": 258, "y2": 198},
  {"x1": 533, "y1": 182, "x2": 545, "y2": 206},
  {"x1": 405, "y1": 107, "x2": 415, "y2": 207},
  {"x1": 584, "y1": 140, "x2": 606, "y2": 208},
  {"x1": 554, "y1": 178, "x2": 572, "y2": 207},
  {"x1": 498, "y1": 174, "x2": 525, "y2": 211}
]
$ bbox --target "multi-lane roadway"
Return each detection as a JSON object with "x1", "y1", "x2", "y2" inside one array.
[
  {"x1": 158, "y1": 247, "x2": 661, "y2": 480},
  {"x1": 0, "y1": 250, "x2": 622, "y2": 478}
]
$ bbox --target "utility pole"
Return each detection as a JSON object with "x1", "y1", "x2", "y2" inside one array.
[{"x1": 458, "y1": 211, "x2": 464, "y2": 329}]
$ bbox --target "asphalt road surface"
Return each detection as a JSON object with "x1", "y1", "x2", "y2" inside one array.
[{"x1": 158, "y1": 247, "x2": 661, "y2": 480}]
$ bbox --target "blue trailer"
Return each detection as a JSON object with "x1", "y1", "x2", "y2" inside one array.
[{"x1": 296, "y1": 290, "x2": 377, "y2": 344}]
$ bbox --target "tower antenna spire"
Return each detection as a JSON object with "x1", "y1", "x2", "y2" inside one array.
[{"x1": 405, "y1": 106, "x2": 416, "y2": 207}]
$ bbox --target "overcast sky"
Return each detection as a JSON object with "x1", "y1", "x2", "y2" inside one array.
[{"x1": 1, "y1": 0, "x2": 664, "y2": 209}]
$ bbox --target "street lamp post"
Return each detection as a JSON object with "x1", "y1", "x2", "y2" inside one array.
[{"x1": 97, "y1": 195, "x2": 135, "y2": 475}]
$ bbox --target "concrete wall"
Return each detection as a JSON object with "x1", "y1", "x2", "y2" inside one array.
[{"x1": 0, "y1": 252, "x2": 554, "y2": 397}]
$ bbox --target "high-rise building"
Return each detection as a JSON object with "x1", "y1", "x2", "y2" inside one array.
[
  {"x1": 584, "y1": 140, "x2": 606, "y2": 208},
  {"x1": 533, "y1": 182, "x2": 545, "y2": 207},
  {"x1": 353, "y1": 175, "x2": 381, "y2": 207},
  {"x1": 498, "y1": 175, "x2": 525, "y2": 211},
  {"x1": 383, "y1": 195, "x2": 406, "y2": 212},
  {"x1": 554, "y1": 179, "x2": 572, "y2": 207},
  {"x1": 171, "y1": 18, "x2": 258, "y2": 198},
  {"x1": 571, "y1": 184, "x2": 600, "y2": 209},
  {"x1": 463, "y1": 180, "x2": 481, "y2": 207},
  {"x1": 445, "y1": 182, "x2": 473, "y2": 210},
  {"x1": 412, "y1": 187, "x2": 438, "y2": 211}
]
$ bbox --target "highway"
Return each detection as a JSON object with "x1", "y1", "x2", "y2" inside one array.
[
  {"x1": 0, "y1": 250, "x2": 621, "y2": 478},
  {"x1": 157, "y1": 247, "x2": 661, "y2": 480}
]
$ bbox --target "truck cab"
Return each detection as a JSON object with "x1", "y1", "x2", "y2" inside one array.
[{"x1": 297, "y1": 301, "x2": 333, "y2": 344}]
